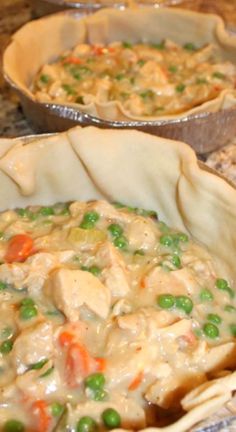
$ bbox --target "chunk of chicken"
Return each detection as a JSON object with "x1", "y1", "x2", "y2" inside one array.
[
  {"x1": 141, "y1": 266, "x2": 189, "y2": 304},
  {"x1": 12, "y1": 321, "x2": 54, "y2": 374},
  {"x1": 97, "y1": 242, "x2": 130, "y2": 297},
  {"x1": 0, "y1": 251, "x2": 75, "y2": 296},
  {"x1": 139, "y1": 61, "x2": 168, "y2": 85},
  {"x1": 126, "y1": 216, "x2": 157, "y2": 252},
  {"x1": 15, "y1": 360, "x2": 63, "y2": 400},
  {"x1": 44, "y1": 268, "x2": 111, "y2": 321},
  {"x1": 117, "y1": 307, "x2": 176, "y2": 337}
]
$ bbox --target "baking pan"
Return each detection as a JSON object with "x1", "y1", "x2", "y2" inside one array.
[
  {"x1": 29, "y1": 0, "x2": 186, "y2": 17},
  {"x1": 5, "y1": 74, "x2": 236, "y2": 155}
]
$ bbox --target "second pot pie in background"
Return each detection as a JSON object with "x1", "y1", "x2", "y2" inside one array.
[{"x1": 4, "y1": 7, "x2": 236, "y2": 121}]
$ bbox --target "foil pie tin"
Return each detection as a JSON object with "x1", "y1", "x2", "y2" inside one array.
[
  {"x1": 6, "y1": 73, "x2": 236, "y2": 155},
  {"x1": 29, "y1": 0, "x2": 185, "y2": 17},
  {"x1": 4, "y1": 8, "x2": 236, "y2": 155}
]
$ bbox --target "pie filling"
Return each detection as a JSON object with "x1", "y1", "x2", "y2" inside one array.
[
  {"x1": 33, "y1": 40, "x2": 236, "y2": 117},
  {"x1": 0, "y1": 199, "x2": 235, "y2": 431}
]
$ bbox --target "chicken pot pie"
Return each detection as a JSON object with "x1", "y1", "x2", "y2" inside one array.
[
  {"x1": 3, "y1": 7, "x2": 236, "y2": 121},
  {"x1": 0, "y1": 127, "x2": 236, "y2": 431}
]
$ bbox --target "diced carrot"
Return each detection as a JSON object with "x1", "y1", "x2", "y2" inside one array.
[
  {"x1": 92, "y1": 45, "x2": 105, "y2": 55},
  {"x1": 128, "y1": 371, "x2": 144, "y2": 391},
  {"x1": 58, "y1": 331, "x2": 74, "y2": 347},
  {"x1": 65, "y1": 342, "x2": 91, "y2": 387},
  {"x1": 63, "y1": 56, "x2": 82, "y2": 65},
  {"x1": 140, "y1": 277, "x2": 146, "y2": 289},
  {"x1": 32, "y1": 400, "x2": 51, "y2": 432},
  {"x1": 95, "y1": 357, "x2": 107, "y2": 372},
  {"x1": 5, "y1": 234, "x2": 34, "y2": 263}
]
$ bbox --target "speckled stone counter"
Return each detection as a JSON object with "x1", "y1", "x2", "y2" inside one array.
[{"x1": 0, "y1": 0, "x2": 236, "y2": 153}]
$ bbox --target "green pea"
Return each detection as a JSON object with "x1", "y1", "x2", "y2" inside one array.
[
  {"x1": 20, "y1": 305, "x2": 38, "y2": 320},
  {"x1": 122, "y1": 41, "x2": 133, "y2": 49},
  {"x1": 108, "y1": 224, "x2": 123, "y2": 238},
  {"x1": 159, "y1": 221, "x2": 169, "y2": 233},
  {"x1": 183, "y1": 42, "x2": 196, "y2": 51},
  {"x1": 0, "y1": 339, "x2": 13, "y2": 354},
  {"x1": 175, "y1": 296, "x2": 193, "y2": 314},
  {"x1": 212, "y1": 71, "x2": 225, "y2": 80},
  {"x1": 135, "y1": 208, "x2": 158, "y2": 219},
  {"x1": 113, "y1": 236, "x2": 128, "y2": 250},
  {"x1": 3, "y1": 420, "x2": 25, "y2": 432},
  {"x1": 140, "y1": 90, "x2": 154, "y2": 99},
  {"x1": 137, "y1": 59, "x2": 146, "y2": 67},
  {"x1": 196, "y1": 77, "x2": 208, "y2": 85},
  {"x1": 112, "y1": 201, "x2": 126, "y2": 209},
  {"x1": 159, "y1": 235, "x2": 173, "y2": 247},
  {"x1": 80, "y1": 221, "x2": 95, "y2": 230},
  {"x1": 40, "y1": 74, "x2": 50, "y2": 84},
  {"x1": 38, "y1": 207, "x2": 55, "y2": 216},
  {"x1": 168, "y1": 65, "x2": 178, "y2": 73},
  {"x1": 151, "y1": 40, "x2": 165, "y2": 50},
  {"x1": 62, "y1": 83, "x2": 76, "y2": 95},
  {"x1": 176, "y1": 83, "x2": 186, "y2": 93},
  {"x1": 83, "y1": 212, "x2": 100, "y2": 224},
  {"x1": 76, "y1": 416, "x2": 98, "y2": 432},
  {"x1": 85, "y1": 373, "x2": 105, "y2": 391},
  {"x1": 229, "y1": 324, "x2": 236, "y2": 337},
  {"x1": 88, "y1": 266, "x2": 101, "y2": 276},
  {"x1": 224, "y1": 305, "x2": 236, "y2": 313},
  {"x1": 29, "y1": 358, "x2": 48, "y2": 370},
  {"x1": 176, "y1": 232, "x2": 189, "y2": 243},
  {"x1": 93, "y1": 389, "x2": 108, "y2": 401},
  {"x1": 203, "y1": 323, "x2": 219, "y2": 339},
  {"x1": 0, "y1": 281, "x2": 7, "y2": 290},
  {"x1": 200, "y1": 288, "x2": 214, "y2": 302},
  {"x1": 21, "y1": 298, "x2": 35, "y2": 306},
  {"x1": 50, "y1": 402, "x2": 64, "y2": 417},
  {"x1": 115, "y1": 74, "x2": 125, "y2": 81},
  {"x1": 216, "y1": 278, "x2": 228, "y2": 290},
  {"x1": 157, "y1": 294, "x2": 175, "y2": 309},
  {"x1": 216, "y1": 278, "x2": 235, "y2": 298},
  {"x1": 16, "y1": 208, "x2": 29, "y2": 218},
  {"x1": 102, "y1": 408, "x2": 121, "y2": 429},
  {"x1": 171, "y1": 255, "x2": 181, "y2": 268},
  {"x1": 207, "y1": 313, "x2": 222, "y2": 325}
]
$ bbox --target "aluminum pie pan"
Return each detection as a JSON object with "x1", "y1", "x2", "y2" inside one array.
[
  {"x1": 29, "y1": 0, "x2": 185, "y2": 16},
  {"x1": 5, "y1": 71, "x2": 236, "y2": 155},
  {"x1": 2, "y1": 131, "x2": 236, "y2": 432}
]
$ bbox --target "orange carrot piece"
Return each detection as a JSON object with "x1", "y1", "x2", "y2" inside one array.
[
  {"x1": 95, "y1": 357, "x2": 107, "y2": 372},
  {"x1": 5, "y1": 234, "x2": 34, "y2": 263},
  {"x1": 63, "y1": 56, "x2": 82, "y2": 65},
  {"x1": 58, "y1": 331, "x2": 74, "y2": 347},
  {"x1": 65, "y1": 342, "x2": 91, "y2": 387},
  {"x1": 128, "y1": 371, "x2": 144, "y2": 391},
  {"x1": 32, "y1": 400, "x2": 51, "y2": 432}
]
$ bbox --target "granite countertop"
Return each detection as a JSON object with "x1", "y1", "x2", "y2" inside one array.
[{"x1": 0, "y1": 0, "x2": 236, "y2": 181}]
